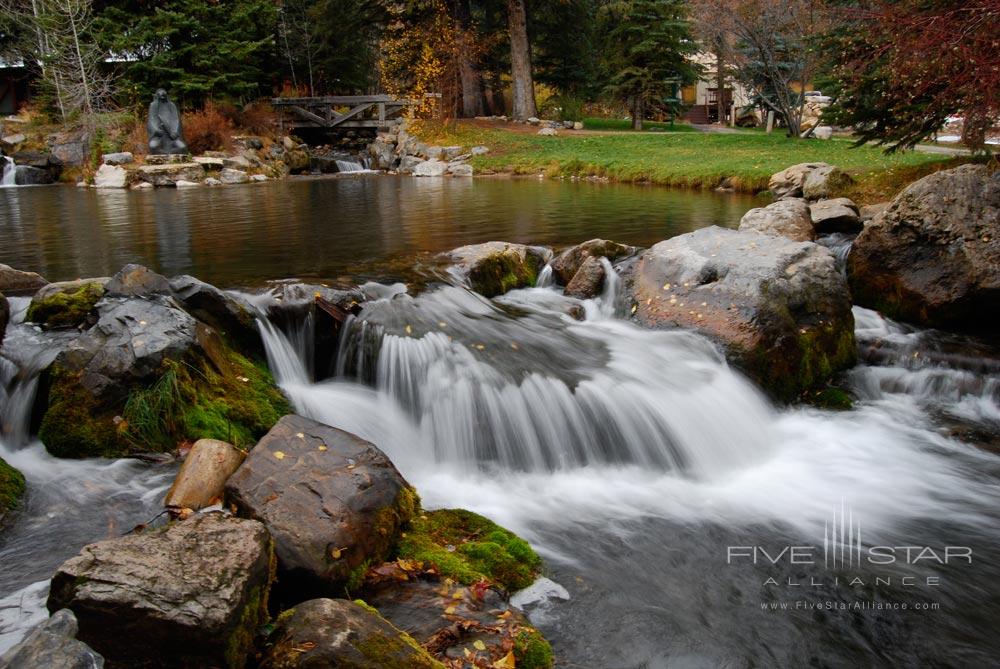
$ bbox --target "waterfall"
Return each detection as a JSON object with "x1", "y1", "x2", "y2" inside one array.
[
  {"x1": 535, "y1": 264, "x2": 554, "y2": 288},
  {"x1": 335, "y1": 159, "x2": 369, "y2": 173},
  {"x1": 1, "y1": 157, "x2": 16, "y2": 187}
]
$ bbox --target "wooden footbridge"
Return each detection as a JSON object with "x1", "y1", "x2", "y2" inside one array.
[{"x1": 272, "y1": 95, "x2": 415, "y2": 130}]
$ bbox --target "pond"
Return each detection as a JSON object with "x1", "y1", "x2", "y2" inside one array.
[{"x1": 0, "y1": 175, "x2": 757, "y2": 287}]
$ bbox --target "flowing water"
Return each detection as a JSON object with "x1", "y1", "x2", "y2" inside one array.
[
  {"x1": 0, "y1": 158, "x2": 15, "y2": 188},
  {"x1": 1, "y1": 179, "x2": 999, "y2": 666}
]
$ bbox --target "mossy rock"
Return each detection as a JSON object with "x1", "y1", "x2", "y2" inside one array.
[
  {"x1": 447, "y1": 242, "x2": 549, "y2": 298},
  {"x1": 515, "y1": 627, "x2": 555, "y2": 669},
  {"x1": 38, "y1": 340, "x2": 291, "y2": 458},
  {"x1": 807, "y1": 386, "x2": 854, "y2": 411},
  {"x1": 0, "y1": 455, "x2": 26, "y2": 523},
  {"x1": 26, "y1": 280, "x2": 105, "y2": 329},
  {"x1": 397, "y1": 508, "x2": 541, "y2": 591}
]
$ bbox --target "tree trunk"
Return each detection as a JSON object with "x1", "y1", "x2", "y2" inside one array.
[
  {"x1": 631, "y1": 95, "x2": 644, "y2": 130},
  {"x1": 507, "y1": 0, "x2": 537, "y2": 120},
  {"x1": 453, "y1": 0, "x2": 485, "y2": 117},
  {"x1": 715, "y1": 42, "x2": 725, "y2": 125}
]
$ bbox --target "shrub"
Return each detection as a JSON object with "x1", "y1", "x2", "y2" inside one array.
[{"x1": 182, "y1": 102, "x2": 234, "y2": 154}]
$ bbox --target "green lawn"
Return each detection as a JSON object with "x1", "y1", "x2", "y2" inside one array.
[
  {"x1": 415, "y1": 121, "x2": 962, "y2": 201},
  {"x1": 582, "y1": 117, "x2": 700, "y2": 132}
]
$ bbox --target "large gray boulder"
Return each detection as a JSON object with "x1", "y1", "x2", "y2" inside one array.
[
  {"x1": 564, "y1": 255, "x2": 606, "y2": 299},
  {"x1": 626, "y1": 226, "x2": 856, "y2": 400},
  {"x1": 0, "y1": 609, "x2": 104, "y2": 669},
  {"x1": 768, "y1": 162, "x2": 830, "y2": 199},
  {"x1": 225, "y1": 415, "x2": 418, "y2": 595},
  {"x1": 135, "y1": 162, "x2": 205, "y2": 187},
  {"x1": 0, "y1": 263, "x2": 47, "y2": 296},
  {"x1": 14, "y1": 165, "x2": 54, "y2": 185},
  {"x1": 551, "y1": 238, "x2": 637, "y2": 285},
  {"x1": 848, "y1": 164, "x2": 1000, "y2": 331},
  {"x1": 47, "y1": 514, "x2": 274, "y2": 669},
  {"x1": 446, "y1": 242, "x2": 551, "y2": 297},
  {"x1": 738, "y1": 198, "x2": 815, "y2": 242},
  {"x1": 169, "y1": 275, "x2": 260, "y2": 352},
  {"x1": 809, "y1": 198, "x2": 862, "y2": 233},
  {"x1": 413, "y1": 159, "x2": 448, "y2": 177},
  {"x1": 104, "y1": 263, "x2": 171, "y2": 297},
  {"x1": 262, "y1": 599, "x2": 442, "y2": 669},
  {"x1": 802, "y1": 165, "x2": 852, "y2": 200},
  {"x1": 26, "y1": 278, "x2": 108, "y2": 330}
]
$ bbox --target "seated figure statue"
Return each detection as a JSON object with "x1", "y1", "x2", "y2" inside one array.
[{"x1": 147, "y1": 89, "x2": 189, "y2": 155}]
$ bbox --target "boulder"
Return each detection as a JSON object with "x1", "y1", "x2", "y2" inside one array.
[
  {"x1": 573, "y1": 121, "x2": 585, "y2": 130},
  {"x1": 225, "y1": 415, "x2": 417, "y2": 595},
  {"x1": 809, "y1": 198, "x2": 862, "y2": 233},
  {"x1": 105, "y1": 263, "x2": 171, "y2": 297},
  {"x1": 802, "y1": 165, "x2": 853, "y2": 200},
  {"x1": 447, "y1": 162, "x2": 473, "y2": 177},
  {"x1": 0, "y1": 454, "x2": 25, "y2": 526},
  {"x1": 50, "y1": 133, "x2": 88, "y2": 166},
  {"x1": 0, "y1": 264, "x2": 47, "y2": 296},
  {"x1": 191, "y1": 155, "x2": 224, "y2": 169},
  {"x1": 538, "y1": 127, "x2": 558, "y2": 136},
  {"x1": 93, "y1": 164, "x2": 128, "y2": 189},
  {"x1": 551, "y1": 239, "x2": 638, "y2": 285},
  {"x1": 397, "y1": 155, "x2": 424, "y2": 175},
  {"x1": 219, "y1": 168, "x2": 249, "y2": 184},
  {"x1": 446, "y1": 242, "x2": 551, "y2": 297},
  {"x1": 470, "y1": 145, "x2": 489, "y2": 155},
  {"x1": 413, "y1": 160, "x2": 448, "y2": 177},
  {"x1": 101, "y1": 152, "x2": 133, "y2": 166},
  {"x1": 626, "y1": 226, "x2": 856, "y2": 400},
  {"x1": 204, "y1": 177, "x2": 223, "y2": 186},
  {"x1": 768, "y1": 162, "x2": 831, "y2": 199},
  {"x1": 813, "y1": 126, "x2": 834, "y2": 140},
  {"x1": 0, "y1": 609, "x2": 105, "y2": 669},
  {"x1": 738, "y1": 198, "x2": 815, "y2": 242},
  {"x1": 47, "y1": 514, "x2": 274, "y2": 669},
  {"x1": 165, "y1": 439, "x2": 246, "y2": 511},
  {"x1": 135, "y1": 163, "x2": 205, "y2": 187},
  {"x1": 144, "y1": 154, "x2": 191, "y2": 166},
  {"x1": 859, "y1": 202, "x2": 890, "y2": 223},
  {"x1": 169, "y1": 274, "x2": 260, "y2": 350},
  {"x1": 222, "y1": 155, "x2": 252, "y2": 170},
  {"x1": 11, "y1": 150, "x2": 59, "y2": 170},
  {"x1": 262, "y1": 599, "x2": 442, "y2": 669},
  {"x1": 847, "y1": 164, "x2": 1000, "y2": 330},
  {"x1": 14, "y1": 165, "x2": 53, "y2": 185},
  {"x1": 282, "y1": 148, "x2": 310, "y2": 174},
  {"x1": 1, "y1": 132, "x2": 26, "y2": 147},
  {"x1": 564, "y1": 255, "x2": 606, "y2": 299},
  {"x1": 421, "y1": 145, "x2": 443, "y2": 160},
  {"x1": 441, "y1": 146, "x2": 464, "y2": 160},
  {"x1": 26, "y1": 278, "x2": 108, "y2": 329},
  {"x1": 175, "y1": 179, "x2": 200, "y2": 188},
  {"x1": 369, "y1": 138, "x2": 396, "y2": 170}
]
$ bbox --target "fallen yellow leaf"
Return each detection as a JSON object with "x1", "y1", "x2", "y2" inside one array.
[
  {"x1": 273, "y1": 451, "x2": 285, "y2": 460},
  {"x1": 444, "y1": 605, "x2": 457, "y2": 615},
  {"x1": 473, "y1": 639, "x2": 487, "y2": 651},
  {"x1": 493, "y1": 651, "x2": 517, "y2": 668}
]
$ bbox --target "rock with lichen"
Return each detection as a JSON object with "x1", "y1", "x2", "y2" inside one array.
[
  {"x1": 551, "y1": 239, "x2": 637, "y2": 285},
  {"x1": 445, "y1": 242, "x2": 551, "y2": 297},
  {"x1": 47, "y1": 514, "x2": 274, "y2": 669},
  {"x1": 26, "y1": 278, "x2": 108, "y2": 329}
]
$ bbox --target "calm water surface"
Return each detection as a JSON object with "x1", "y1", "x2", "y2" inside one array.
[{"x1": 0, "y1": 176, "x2": 756, "y2": 287}]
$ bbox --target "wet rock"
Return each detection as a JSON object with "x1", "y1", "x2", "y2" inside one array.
[
  {"x1": 0, "y1": 609, "x2": 105, "y2": 669},
  {"x1": 738, "y1": 198, "x2": 815, "y2": 242},
  {"x1": 135, "y1": 162, "x2": 205, "y2": 187},
  {"x1": 165, "y1": 439, "x2": 246, "y2": 511},
  {"x1": 802, "y1": 165, "x2": 853, "y2": 201},
  {"x1": 225, "y1": 415, "x2": 418, "y2": 595},
  {"x1": 551, "y1": 239, "x2": 637, "y2": 285},
  {"x1": 769, "y1": 162, "x2": 829, "y2": 199},
  {"x1": 262, "y1": 599, "x2": 442, "y2": 669},
  {"x1": 625, "y1": 226, "x2": 856, "y2": 401},
  {"x1": 26, "y1": 278, "x2": 107, "y2": 329},
  {"x1": 219, "y1": 168, "x2": 250, "y2": 184},
  {"x1": 14, "y1": 165, "x2": 53, "y2": 185},
  {"x1": 0, "y1": 264, "x2": 47, "y2": 296},
  {"x1": 446, "y1": 242, "x2": 551, "y2": 297},
  {"x1": 170, "y1": 275, "x2": 258, "y2": 341},
  {"x1": 564, "y1": 255, "x2": 606, "y2": 299},
  {"x1": 847, "y1": 164, "x2": 1000, "y2": 331},
  {"x1": 414, "y1": 160, "x2": 448, "y2": 177},
  {"x1": 101, "y1": 152, "x2": 133, "y2": 166},
  {"x1": 809, "y1": 198, "x2": 862, "y2": 233},
  {"x1": 105, "y1": 263, "x2": 171, "y2": 297},
  {"x1": 0, "y1": 455, "x2": 25, "y2": 526},
  {"x1": 12, "y1": 150, "x2": 61, "y2": 172},
  {"x1": 47, "y1": 514, "x2": 274, "y2": 669},
  {"x1": 93, "y1": 164, "x2": 127, "y2": 189}
]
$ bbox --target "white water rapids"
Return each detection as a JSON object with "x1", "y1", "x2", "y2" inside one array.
[{"x1": 2, "y1": 267, "x2": 999, "y2": 664}]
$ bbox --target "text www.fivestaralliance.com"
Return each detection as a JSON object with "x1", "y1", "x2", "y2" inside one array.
[{"x1": 761, "y1": 601, "x2": 941, "y2": 611}]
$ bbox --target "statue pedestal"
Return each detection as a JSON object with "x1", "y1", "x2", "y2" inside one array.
[{"x1": 145, "y1": 154, "x2": 192, "y2": 165}]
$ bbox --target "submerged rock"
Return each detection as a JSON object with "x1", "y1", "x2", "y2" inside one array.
[
  {"x1": 26, "y1": 278, "x2": 108, "y2": 329},
  {"x1": 225, "y1": 415, "x2": 418, "y2": 595},
  {"x1": 0, "y1": 264, "x2": 47, "y2": 296},
  {"x1": 164, "y1": 439, "x2": 246, "y2": 511},
  {"x1": 625, "y1": 226, "x2": 855, "y2": 401},
  {"x1": 446, "y1": 242, "x2": 551, "y2": 297},
  {"x1": 0, "y1": 609, "x2": 104, "y2": 669},
  {"x1": 809, "y1": 197, "x2": 861, "y2": 233},
  {"x1": 564, "y1": 255, "x2": 606, "y2": 299},
  {"x1": 738, "y1": 198, "x2": 815, "y2": 241},
  {"x1": 48, "y1": 514, "x2": 274, "y2": 669},
  {"x1": 550, "y1": 239, "x2": 637, "y2": 285},
  {"x1": 0, "y1": 455, "x2": 25, "y2": 526},
  {"x1": 848, "y1": 164, "x2": 1000, "y2": 331},
  {"x1": 263, "y1": 599, "x2": 442, "y2": 669}
]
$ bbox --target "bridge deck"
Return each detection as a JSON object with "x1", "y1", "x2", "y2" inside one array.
[{"x1": 272, "y1": 95, "x2": 413, "y2": 129}]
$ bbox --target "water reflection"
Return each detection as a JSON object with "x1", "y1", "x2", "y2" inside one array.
[{"x1": 0, "y1": 176, "x2": 758, "y2": 288}]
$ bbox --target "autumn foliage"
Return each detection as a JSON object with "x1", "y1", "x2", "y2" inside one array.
[{"x1": 181, "y1": 102, "x2": 235, "y2": 155}]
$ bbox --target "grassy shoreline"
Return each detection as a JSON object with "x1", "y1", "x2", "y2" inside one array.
[{"x1": 413, "y1": 121, "x2": 966, "y2": 203}]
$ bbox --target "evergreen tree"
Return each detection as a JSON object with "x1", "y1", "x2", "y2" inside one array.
[
  {"x1": 603, "y1": 0, "x2": 699, "y2": 129},
  {"x1": 532, "y1": 0, "x2": 603, "y2": 99}
]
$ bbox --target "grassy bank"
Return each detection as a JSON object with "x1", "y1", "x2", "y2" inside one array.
[
  {"x1": 581, "y1": 118, "x2": 700, "y2": 132},
  {"x1": 414, "y1": 121, "x2": 962, "y2": 202}
]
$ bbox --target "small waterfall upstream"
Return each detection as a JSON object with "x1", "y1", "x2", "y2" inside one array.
[
  {"x1": 335, "y1": 158, "x2": 370, "y2": 173},
  {"x1": 1, "y1": 157, "x2": 16, "y2": 187}
]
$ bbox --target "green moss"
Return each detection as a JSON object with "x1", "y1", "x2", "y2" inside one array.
[
  {"x1": 468, "y1": 252, "x2": 540, "y2": 297},
  {"x1": 0, "y1": 456, "x2": 26, "y2": 517},
  {"x1": 353, "y1": 599, "x2": 379, "y2": 616},
  {"x1": 26, "y1": 282, "x2": 104, "y2": 329},
  {"x1": 809, "y1": 387, "x2": 854, "y2": 411},
  {"x1": 514, "y1": 628, "x2": 554, "y2": 669},
  {"x1": 225, "y1": 540, "x2": 275, "y2": 669},
  {"x1": 353, "y1": 629, "x2": 445, "y2": 669},
  {"x1": 38, "y1": 368, "x2": 125, "y2": 458},
  {"x1": 397, "y1": 509, "x2": 541, "y2": 591}
]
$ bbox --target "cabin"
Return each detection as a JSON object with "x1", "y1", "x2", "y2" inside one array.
[{"x1": 681, "y1": 52, "x2": 755, "y2": 125}]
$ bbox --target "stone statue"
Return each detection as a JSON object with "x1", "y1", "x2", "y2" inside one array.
[{"x1": 147, "y1": 89, "x2": 188, "y2": 155}]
